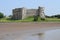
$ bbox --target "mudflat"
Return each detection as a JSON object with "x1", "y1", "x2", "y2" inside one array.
[
  {"x1": 0, "y1": 22, "x2": 60, "y2": 32},
  {"x1": 0, "y1": 22, "x2": 60, "y2": 40}
]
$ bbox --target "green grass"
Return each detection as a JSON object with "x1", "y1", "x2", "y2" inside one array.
[
  {"x1": 0, "y1": 16, "x2": 60, "y2": 22},
  {"x1": 45, "y1": 18, "x2": 60, "y2": 22}
]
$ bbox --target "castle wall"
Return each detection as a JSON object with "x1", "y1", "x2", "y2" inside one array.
[
  {"x1": 12, "y1": 7, "x2": 45, "y2": 20},
  {"x1": 12, "y1": 8, "x2": 37, "y2": 20},
  {"x1": 12, "y1": 7, "x2": 27, "y2": 20},
  {"x1": 26, "y1": 9, "x2": 37, "y2": 17},
  {"x1": 22, "y1": 7, "x2": 26, "y2": 19},
  {"x1": 12, "y1": 8, "x2": 22, "y2": 20}
]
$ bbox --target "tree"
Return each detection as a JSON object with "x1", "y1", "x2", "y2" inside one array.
[
  {"x1": 33, "y1": 15, "x2": 38, "y2": 21},
  {"x1": 7, "y1": 15, "x2": 13, "y2": 20},
  {"x1": 0, "y1": 12, "x2": 4, "y2": 18},
  {"x1": 56, "y1": 15, "x2": 60, "y2": 18},
  {"x1": 8, "y1": 15, "x2": 12, "y2": 18},
  {"x1": 50, "y1": 14, "x2": 60, "y2": 18}
]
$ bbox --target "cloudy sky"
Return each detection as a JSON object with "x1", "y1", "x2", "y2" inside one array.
[{"x1": 0, "y1": 0, "x2": 60, "y2": 16}]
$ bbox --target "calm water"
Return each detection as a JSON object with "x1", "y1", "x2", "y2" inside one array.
[
  {"x1": 0, "y1": 29, "x2": 60, "y2": 40},
  {"x1": 45, "y1": 29, "x2": 60, "y2": 40},
  {"x1": 20, "y1": 29, "x2": 60, "y2": 40}
]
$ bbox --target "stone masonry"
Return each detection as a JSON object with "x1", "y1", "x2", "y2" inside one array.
[
  {"x1": 12, "y1": 7, "x2": 26, "y2": 20},
  {"x1": 12, "y1": 6, "x2": 45, "y2": 20}
]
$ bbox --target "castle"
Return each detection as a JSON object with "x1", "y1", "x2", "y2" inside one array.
[{"x1": 12, "y1": 6, "x2": 45, "y2": 20}]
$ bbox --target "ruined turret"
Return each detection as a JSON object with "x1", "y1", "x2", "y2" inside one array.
[
  {"x1": 38, "y1": 6, "x2": 45, "y2": 20},
  {"x1": 34, "y1": 6, "x2": 45, "y2": 21}
]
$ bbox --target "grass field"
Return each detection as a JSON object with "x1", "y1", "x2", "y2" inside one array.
[{"x1": 0, "y1": 16, "x2": 60, "y2": 22}]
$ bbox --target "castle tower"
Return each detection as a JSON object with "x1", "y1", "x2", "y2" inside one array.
[
  {"x1": 22, "y1": 7, "x2": 26, "y2": 19},
  {"x1": 34, "y1": 6, "x2": 45, "y2": 21},
  {"x1": 38, "y1": 6, "x2": 45, "y2": 19},
  {"x1": 12, "y1": 7, "x2": 26, "y2": 20}
]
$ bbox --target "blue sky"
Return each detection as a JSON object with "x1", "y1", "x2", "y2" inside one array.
[{"x1": 0, "y1": 0, "x2": 60, "y2": 16}]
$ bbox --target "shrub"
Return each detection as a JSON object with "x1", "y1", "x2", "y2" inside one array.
[
  {"x1": 33, "y1": 16, "x2": 38, "y2": 21},
  {"x1": 41, "y1": 18, "x2": 45, "y2": 21},
  {"x1": 0, "y1": 12, "x2": 4, "y2": 18}
]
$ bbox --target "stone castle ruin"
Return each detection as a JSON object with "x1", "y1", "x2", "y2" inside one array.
[{"x1": 12, "y1": 6, "x2": 45, "y2": 20}]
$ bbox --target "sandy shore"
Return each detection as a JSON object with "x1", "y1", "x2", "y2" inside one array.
[
  {"x1": 0, "y1": 22, "x2": 60, "y2": 40},
  {"x1": 0, "y1": 22, "x2": 60, "y2": 32}
]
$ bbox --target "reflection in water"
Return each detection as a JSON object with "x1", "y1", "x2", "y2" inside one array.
[
  {"x1": 45, "y1": 29, "x2": 60, "y2": 40},
  {"x1": 15, "y1": 29, "x2": 60, "y2": 40},
  {"x1": 0, "y1": 29, "x2": 60, "y2": 40}
]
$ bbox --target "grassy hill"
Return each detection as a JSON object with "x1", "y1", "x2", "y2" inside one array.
[{"x1": 0, "y1": 16, "x2": 60, "y2": 22}]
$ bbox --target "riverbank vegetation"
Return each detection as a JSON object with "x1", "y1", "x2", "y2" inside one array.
[
  {"x1": 0, "y1": 12, "x2": 60, "y2": 22},
  {"x1": 0, "y1": 16, "x2": 60, "y2": 22}
]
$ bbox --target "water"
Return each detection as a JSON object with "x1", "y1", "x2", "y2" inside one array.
[
  {"x1": 0, "y1": 29, "x2": 60, "y2": 40},
  {"x1": 45, "y1": 29, "x2": 60, "y2": 40},
  {"x1": 15, "y1": 29, "x2": 60, "y2": 40},
  {"x1": 19, "y1": 29, "x2": 60, "y2": 40}
]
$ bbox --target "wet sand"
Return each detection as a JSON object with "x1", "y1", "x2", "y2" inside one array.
[
  {"x1": 0, "y1": 22, "x2": 60, "y2": 40},
  {"x1": 0, "y1": 22, "x2": 60, "y2": 33}
]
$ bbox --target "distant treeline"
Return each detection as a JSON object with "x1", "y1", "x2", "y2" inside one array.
[{"x1": 45, "y1": 14, "x2": 60, "y2": 18}]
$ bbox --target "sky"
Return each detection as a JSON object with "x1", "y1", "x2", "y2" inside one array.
[{"x1": 0, "y1": 0, "x2": 60, "y2": 16}]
